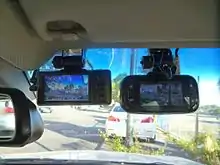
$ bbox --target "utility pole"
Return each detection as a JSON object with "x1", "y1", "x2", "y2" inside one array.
[
  {"x1": 195, "y1": 76, "x2": 200, "y2": 138},
  {"x1": 126, "y1": 48, "x2": 136, "y2": 147}
]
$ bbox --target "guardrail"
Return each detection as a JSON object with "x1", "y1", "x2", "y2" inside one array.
[{"x1": 156, "y1": 113, "x2": 220, "y2": 141}]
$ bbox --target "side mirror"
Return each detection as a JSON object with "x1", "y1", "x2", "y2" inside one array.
[{"x1": 0, "y1": 87, "x2": 44, "y2": 147}]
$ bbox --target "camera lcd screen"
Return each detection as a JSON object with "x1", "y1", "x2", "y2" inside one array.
[
  {"x1": 44, "y1": 74, "x2": 89, "y2": 102},
  {"x1": 140, "y1": 82, "x2": 183, "y2": 106}
]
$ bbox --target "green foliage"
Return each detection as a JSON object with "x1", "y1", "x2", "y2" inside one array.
[
  {"x1": 112, "y1": 73, "x2": 127, "y2": 102},
  {"x1": 113, "y1": 73, "x2": 127, "y2": 83},
  {"x1": 99, "y1": 130, "x2": 164, "y2": 155},
  {"x1": 199, "y1": 105, "x2": 220, "y2": 115},
  {"x1": 112, "y1": 82, "x2": 120, "y2": 102},
  {"x1": 165, "y1": 132, "x2": 220, "y2": 165}
]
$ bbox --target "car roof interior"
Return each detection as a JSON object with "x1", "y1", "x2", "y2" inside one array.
[{"x1": 0, "y1": 0, "x2": 219, "y2": 99}]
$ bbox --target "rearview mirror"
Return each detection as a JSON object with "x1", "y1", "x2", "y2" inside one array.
[
  {"x1": 0, "y1": 88, "x2": 44, "y2": 147},
  {"x1": 120, "y1": 75, "x2": 199, "y2": 114}
]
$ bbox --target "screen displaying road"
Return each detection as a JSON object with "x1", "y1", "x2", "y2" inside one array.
[
  {"x1": 44, "y1": 75, "x2": 88, "y2": 101},
  {"x1": 140, "y1": 82, "x2": 183, "y2": 106}
]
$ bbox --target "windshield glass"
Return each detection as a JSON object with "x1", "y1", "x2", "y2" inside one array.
[{"x1": 7, "y1": 48, "x2": 220, "y2": 164}]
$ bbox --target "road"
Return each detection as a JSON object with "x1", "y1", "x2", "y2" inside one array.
[{"x1": 0, "y1": 106, "x2": 208, "y2": 160}]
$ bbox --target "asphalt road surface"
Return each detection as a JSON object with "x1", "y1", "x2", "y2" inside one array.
[{"x1": 0, "y1": 107, "x2": 201, "y2": 160}]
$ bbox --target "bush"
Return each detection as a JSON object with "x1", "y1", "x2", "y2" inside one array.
[
  {"x1": 99, "y1": 130, "x2": 165, "y2": 155},
  {"x1": 165, "y1": 132, "x2": 220, "y2": 165}
]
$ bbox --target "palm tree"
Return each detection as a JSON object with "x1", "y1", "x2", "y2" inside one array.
[
  {"x1": 112, "y1": 73, "x2": 127, "y2": 102},
  {"x1": 174, "y1": 48, "x2": 180, "y2": 75},
  {"x1": 174, "y1": 55, "x2": 180, "y2": 75}
]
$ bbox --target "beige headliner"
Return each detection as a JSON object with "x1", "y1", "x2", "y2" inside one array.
[{"x1": 0, "y1": 0, "x2": 220, "y2": 70}]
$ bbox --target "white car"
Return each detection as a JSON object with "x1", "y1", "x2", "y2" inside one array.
[
  {"x1": 38, "y1": 107, "x2": 53, "y2": 113},
  {"x1": 105, "y1": 105, "x2": 156, "y2": 141},
  {"x1": 32, "y1": 99, "x2": 53, "y2": 113}
]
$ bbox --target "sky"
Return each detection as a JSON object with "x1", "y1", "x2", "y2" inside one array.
[
  {"x1": 37, "y1": 48, "x2": 220, "y2": 105},
  {"x1": 85, "y1": 48, "x2": 220, "y2": 105},
  {"x1": 85, "y1": 48, "x2": 220, "y2": 80}
]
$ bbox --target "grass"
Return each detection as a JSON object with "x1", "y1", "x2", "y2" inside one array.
[
  {"x1": 99, "y1": 126, "x2": 220, "y2": 164},
  {"x1": 163, "y1": 131, "x2": 220, "y2": 165},
  {"x1": 99, "y1": 130, "x2": 165, "y2": 155}
]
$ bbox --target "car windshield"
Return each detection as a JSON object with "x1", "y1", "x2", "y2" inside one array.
[{"x1": 3, "y1": 48, "x2": 220, "y2": 164}]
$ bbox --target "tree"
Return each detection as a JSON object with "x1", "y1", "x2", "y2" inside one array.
[
  {"x1": 199, "y1": 105, "x2": 220, "y2": 115},
  {"x1": 112, "y1": 73, "x2": 127, "y2": 102},
  {"x1": 112, "y1": 82, "x2": 120, "y2": 102},
  {"x1": 174, "y1": 53, "x2": 180, "y2": 75},
  {"x1": 113, "y1": 73, "x2": 127, "y2": 82}
]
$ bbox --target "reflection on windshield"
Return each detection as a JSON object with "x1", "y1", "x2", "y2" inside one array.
[{"x1": 23, "y1": 48, "x2": 220, "y2": 164}]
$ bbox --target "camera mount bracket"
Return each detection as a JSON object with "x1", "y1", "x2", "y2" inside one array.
[
  {"x1": 140, "y1": 48, "x2": 179, "y2": 79},
  {"x1": 29, "y1": 49, "x2": 86, "y2": 92},
  {"x1": 52, "y1": 55, "x2": 85, "y2": 73}
]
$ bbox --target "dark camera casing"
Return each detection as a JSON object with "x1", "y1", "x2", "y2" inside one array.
[
  {"x1": 120, "y1": 74, "x2": 199, "y2": 114},
  {"x1": 37, "y1": 69, "x2": 112, "y2": 106}
]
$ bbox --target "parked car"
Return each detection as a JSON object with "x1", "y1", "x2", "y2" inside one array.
[
  {"x1": 0, "y1": 100, "x2": 15, "y2": 137},
  {"x1": 38, "y1": 106, "x2": 53, "y2": 113},
  {"x1": 105, "y1": 105, "x2": 156, "y2": 142},
  {"x1": 31, "y1": 99, "x2": 53, "y2": 113}
]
